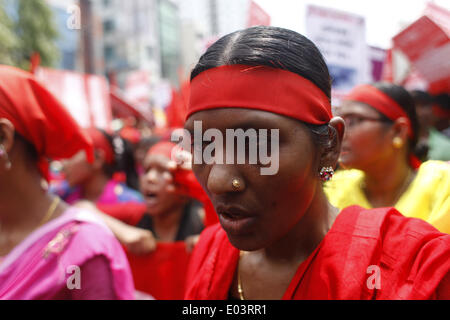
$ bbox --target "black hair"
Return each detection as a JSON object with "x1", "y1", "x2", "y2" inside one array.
[
  {"x1": 433, "y1": 93, "x2": 450, "y2": 110},
  {"x1": 14, "y1": 132, "x2": 38, "y2": 162},
  {"x1": 410, "y1": 90, "x2": 433, "y2": 107},
  {"x1": 371, "y1": 82, "x2": 420, "y2": 157},
  {"x1": 98, "y1": 129, "x2": 140, "y2": 191},
  {"x1": 191, "y1": 26, "x2": 335, "y2": 154},
  {"x1": 191, "y1": 26, "x2": 331, "y2": 101}
]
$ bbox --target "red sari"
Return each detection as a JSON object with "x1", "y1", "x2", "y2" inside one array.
[{"x1": 185, "y1": 206, "x2": 450, "y2": 300}]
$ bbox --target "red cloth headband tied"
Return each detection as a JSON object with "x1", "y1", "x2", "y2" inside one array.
[
  {"x1": 346, "y1": 84, "x2": 421, "y2": 170},
  {"x1": 0, "y1": 65, "x2": 94, "y2": 180},
  {"x1": 345, "y1": 84, "x2": 414, "y2": 139},
  {"x1": 86, "y1": 128, "x2": 114, "y2": 165},
  {"x1": 187, "y1": 64, "x2": 332, "y2": 125}
]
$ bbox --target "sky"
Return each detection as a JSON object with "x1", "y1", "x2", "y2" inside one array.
[{"x1": 254, "y1": 0, "x2": 450, "y2": 49}]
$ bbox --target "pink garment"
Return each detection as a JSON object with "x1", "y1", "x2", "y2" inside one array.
[{"x1": 0, "y1": 207, "x2": 135, "y2": 300}]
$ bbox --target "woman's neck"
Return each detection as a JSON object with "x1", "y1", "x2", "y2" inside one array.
[
  {"x1": 0, "y1": 169, "x2": 66, "y2": 255},
  {"x1": 81, "y1": 172, "x2": 110, "y2": 202},
  {"x1": 152, "y1": 205, "x2": 185, "y2": 242},
  {"x1": 361, "y1": 153, "x2": 414, "y2": 207}
]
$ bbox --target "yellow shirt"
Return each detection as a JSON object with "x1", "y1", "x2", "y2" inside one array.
[{"x1": 324, "y1": 160, "x2": 450, "y2": 234}]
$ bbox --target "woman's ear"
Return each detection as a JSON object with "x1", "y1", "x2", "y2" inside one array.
[
  {"x1": 0, "y1": 118, "x2": 15, "y2": 152},
  {"x1": 390, "y1": 117, "x2": 410, "y2": 145},
  {"x1": 320, "y1": 116, "x2": 345, "y2": 169}
]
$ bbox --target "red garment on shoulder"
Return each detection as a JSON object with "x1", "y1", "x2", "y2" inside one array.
[
  {"x1": 185, "y1": 206, "x2": 450, "y2": 300},
  {"x1": 125, "y1": 242, "x2": 192, "y2": 300}
]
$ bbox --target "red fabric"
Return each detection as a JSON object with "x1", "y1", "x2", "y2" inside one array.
[
  {"x1": 432, "y1": 104, "x2": 450, "y2": 119},
  {"x1": 0, "y1": 65, "x2": 94, "y2": 179},
  {"x1": 188, "y1": 64, "x2": 332, "y2": 125},
  {"x1": 185, "y1": 206, "x2": 450, "y2": 299},
  {"x1": 125, "y1": 242, "x2": 192, "y2": 300},
  {"x1": 85, "y1": 127, "x2": 114, "y2": 164},
  {"x1": 97, "y1": 202, "x2": 147, "y2": 226},
  {"x1": 120, "y1": 126, "x2": 141, "y2": 144},
  {"x1": 346, "y1": 84, "x2": 414, "y2": 138},
  {"x1": 147, "y1": 141, "x2": 178, "y2": 159},
  {"x1": 166, "y1": 83, "x2": 189, "y2": 128},
  {"x1": 409, "y1": 154, "x2": 422, "y2": 170}
]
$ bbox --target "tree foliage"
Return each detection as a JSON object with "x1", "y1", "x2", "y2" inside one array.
[{"x1": 0, "y1": 0, "x2": 59, "y2": 69}]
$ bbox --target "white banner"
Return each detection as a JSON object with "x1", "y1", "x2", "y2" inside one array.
[{"x1": 306, "y1": 5, "x2": 369, "y2": 105}]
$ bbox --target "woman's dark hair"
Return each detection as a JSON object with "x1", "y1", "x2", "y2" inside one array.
[
  {"x1": 191, "y1": 26, "x2": 331, "y2": 101},
  {"x1": 371, "y1": 82, "x2": 420, "y2": 157},
  {"x1": 99, "y1": 129, "x2": 140, "y2": 191},
  {"x1": 14, "y1": 132, "x2": 38, "y2": 162},
  {"x1": 191, "y1": 26, "x2": 336, "y2": 155},
  {"x1": 410, "y1": 90, "x2": 433, "y2": 107}
]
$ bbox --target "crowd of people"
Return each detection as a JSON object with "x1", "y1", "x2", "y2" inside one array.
[{"x1": 0, "y1": 26, "x2": 448, "y2": 300}]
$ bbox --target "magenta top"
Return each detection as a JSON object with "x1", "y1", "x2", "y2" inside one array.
[{"x1": 0, "y1": 207, "x2": 135, "y2": 300}]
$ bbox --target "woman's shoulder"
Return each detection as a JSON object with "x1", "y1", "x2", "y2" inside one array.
[
  {"x1": 59, "y1": 207, "x2": 128, "y2": 259},
  {"x1": 337, "y1": 205, "x2": 447, "y2": 240},
  {"x1": 418, "y1": 160, "x2": 450, "y2": 177},
  {"x1": 334, "y1": 206, "x2": 449, "y2": 298}
]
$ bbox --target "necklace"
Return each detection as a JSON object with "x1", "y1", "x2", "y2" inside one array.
[
  {"x1": 39, "y1": 197, "x2": 60, "y2": 227},
  {"x1": 237, "y1": 251, "x2": 245, "y2": 300}
]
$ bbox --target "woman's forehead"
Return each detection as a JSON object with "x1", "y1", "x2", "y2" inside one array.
[
  {"x1": 335, "y1": 101, "x2": 381, "y2": 117},
  {"x1": 143, "y1": 154, "x2": 171, "y2": 169},
  {"x1": 185, "y1": 108, "x2": 297, "y2": 131}
]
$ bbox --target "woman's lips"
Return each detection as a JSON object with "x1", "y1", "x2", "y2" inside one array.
[{"x1": 216, "y1": 205, "x2": 257, "y2": 235}]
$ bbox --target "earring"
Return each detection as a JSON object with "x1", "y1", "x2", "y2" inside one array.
[
  {"x1": 0, "y1": 145, "x2": 11, "y2": 170},
  {"x1": 319, "y1": 166, "x2": 334, "y2": 182},
  {"x1": 392, "y1": 137, "x2": 404, "y2": 149}
]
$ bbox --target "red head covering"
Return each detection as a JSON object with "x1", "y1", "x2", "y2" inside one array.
[
  {"x1": 147, "y1": 141, "x2": 178, "y2": 160},
  {"x1": 0, "y1": 65, "x2": 94, "y2": 179},
  {"x1": 345, "y1": 84, "x2": 421, "y2": 169},
  {"x1": 345, "y1": 84, "x2": 414, "y2": 138},
  {"x1": 187, "y1": 64, "x2": 332, "y2": 124},
  {"x1": 85, "y1": 127, "x2": 115, "y2": 164}
]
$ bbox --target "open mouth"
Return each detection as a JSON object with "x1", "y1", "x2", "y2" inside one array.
[{"x1": 144, "y1": 191, "x2": 159, "y2": 206}]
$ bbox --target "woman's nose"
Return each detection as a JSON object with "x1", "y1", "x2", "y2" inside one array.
[
  {"x1": 144, "y1": 168, "x2": 159, "y2": 184},
  {"x1": 206, "y1": 164, "x2": 245, "y2": 195}
]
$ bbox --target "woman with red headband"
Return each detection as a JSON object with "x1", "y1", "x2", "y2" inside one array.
[
  {"x1": 50, "y1": 128, "x2": 146, "y2": 226},
  {"x1": 326, "y1": 83, "x2": 450, "y2": 234},
  {"x1": 0, "y1": 66, "x2": 134, "y2": 299},
  {"x1": 183, "y1": 26, "x2": 449, "y2": 300}
]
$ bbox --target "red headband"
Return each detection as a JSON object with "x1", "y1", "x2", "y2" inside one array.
[
  {"x1": 345, "y1": 84, "x2": 414, "y2": 138},
  {"x1": 0, "y1": 65, "x2": 94, "y2": 180},
  {"x1": 345, "y1": 84, "x2": 421, "y2": 169},
  {"x1": 86, "y1": 128, "x2": 114, "y2": 164},
  {"x1": 147, "y1": 141, "x2": 177, "y2": 160},
  {"x1": 188, "y1": 64, "x2": 332, "y2": 125}
]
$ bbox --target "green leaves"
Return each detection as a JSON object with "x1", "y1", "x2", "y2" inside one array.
[{"x1": 0, "y1": 0, "x2": 60, "y2": 69}]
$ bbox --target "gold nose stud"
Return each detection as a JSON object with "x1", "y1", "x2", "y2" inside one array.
[{"x1": 232, "y1": 179, "x2": 242, "y2": 190}]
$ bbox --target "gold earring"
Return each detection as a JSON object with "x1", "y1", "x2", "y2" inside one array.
[{"x1": 393, "y1": 137, "x2": 404, "y2": 149}]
